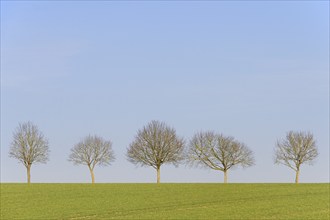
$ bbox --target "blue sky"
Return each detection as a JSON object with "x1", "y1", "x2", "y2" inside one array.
[{"x1": 1, "y1": 1, "x2": 329, "y2": 183}]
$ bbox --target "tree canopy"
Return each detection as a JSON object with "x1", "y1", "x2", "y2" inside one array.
[
  {"x1": 69, "y1": 135, "x2": 115, "y2": 183},
  {"x1": 274, "y1": 131, "x2": 318, "y2": 183},
  {"x1": 187, "y1": 131, "x2": 254, "y2": 183},
  {"x1": 9, "y1": 122, "x2": 50, "y2": 183},
  {"x1": 127, "y1": 120, "x2": 185, "y2": 183}
]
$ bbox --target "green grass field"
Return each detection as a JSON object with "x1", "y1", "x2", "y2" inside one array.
[{"x1": 1, "y1": 183, "x2": 329, "y2": 219}]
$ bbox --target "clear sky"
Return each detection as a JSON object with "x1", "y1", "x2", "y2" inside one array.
[{"x1": 1, "y1": 1, "x2": 329, "y2": 183}]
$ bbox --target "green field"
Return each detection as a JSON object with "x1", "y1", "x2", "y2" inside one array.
[{"x1": 1, "y1": 183, "x2": 329, "y2": 219}]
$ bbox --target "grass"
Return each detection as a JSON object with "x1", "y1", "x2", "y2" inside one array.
[{"x1": 1, "y1": 183, "x2": 329, "y2": 219}]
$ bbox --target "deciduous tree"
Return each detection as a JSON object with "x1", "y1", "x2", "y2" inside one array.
[
  {"x1": 274, "y1": 131, "x2": 318, "y2": 184},
  {"x1": 127, "y1": 120, "x2": 185, "y2": 183},
  {"x1": 187, "y1": 131, "x2": 254, "y2": 183},
  {"x1": 9, "y1": 122, "x2": 50, "y2": 184},
  {"x1": 69, "y1": 135, "x2": 115, "y2": 184}
]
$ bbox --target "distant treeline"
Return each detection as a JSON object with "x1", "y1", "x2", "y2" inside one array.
[{"x1": 9, "y1": 121, "x2": 318, "y2": 184}]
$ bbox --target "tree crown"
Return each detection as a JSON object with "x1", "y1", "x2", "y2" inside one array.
[
  {"x1": 274, "y1": 131, "x2": 318, "y2": 171},
  {"x1": 127, "y1": 120, "x2": 185, "y2": 169},
  {"x1": 187, "y1": 131, "x2": 254, "y2": 171},
  {"x1": 69, "y1": 135, "x2": 115, "y2": 169},
  {"x1": 9, "y1": 121, "x2": 49, "y2": 167}
]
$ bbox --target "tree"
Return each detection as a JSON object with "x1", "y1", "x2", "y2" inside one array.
[
  {"x1": 274, "y1": 131, "x2": 318, "y2": 184},
  {"x1": 187, "y1": 131, "x2": 254, "y2": 183},
  {"x1": 9, "y1": 122, "x2": 50, "y2": 184},
  {"x1": 68, "y1": 135, "x2": 115, "y2": 184},
  {"x1": 127, "y1": 120, "x2": 185, "y2": 183}
]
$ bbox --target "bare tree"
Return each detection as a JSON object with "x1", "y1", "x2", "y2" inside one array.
[
  {"x1": 68, "y1": 135, "x2": 115, "y2": 184},
  {"x1": 274, "y1": 131, "x2": 318, "y2": 184},
  {"x1": 187, "y1": 131, "x2": 254, "y2": 183},
  {"x1": 127, "y1": 120, "x2": 185, "y2": 183},
  {"x1": 9, "y1": 122, "x2": 50, "y2": 184}
]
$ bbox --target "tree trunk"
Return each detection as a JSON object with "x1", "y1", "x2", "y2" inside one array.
[
  {"x1": 224, "y1": 170, "x2": 228, "y2": 184},
  {"x1": 295, "y1": 169, "x2": 300, "y2": 184},
  {"x1": 88, "y1": 166, "x2": 95, "y2": 184},
  {"x1": 27, "y1": 165, "x2": 31, "y2": 184},
  {"x1": 156, "y1": 167, "x2": 160, "y2": 184}
]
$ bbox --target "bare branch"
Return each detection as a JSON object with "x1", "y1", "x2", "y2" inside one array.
[
  {"x1": 9, "y1": 122, "x2": 50, "y2": 183},
  {"x1": 274, "y1": 131, "x2": 318, "y2": 172},
  {"x1": 68, "y1": 135, "x2": 115, "y2": 184},
  {"x1": 68, "y1": 135, "x2": 115, "y2": 169},
  {"x1": 187, "y1": 131, "x2": 255, "y2": 182},
  {"x1": 126, "y1": 120, "x2": 185, "y2": 183},
  {"x1": 9, "y1": 122, "x2": 49, "y2": 167}
]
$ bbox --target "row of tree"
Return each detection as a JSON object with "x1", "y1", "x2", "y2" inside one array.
[{"x1": 9, "y1": 121, "x2": 318, "y2": 184}]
